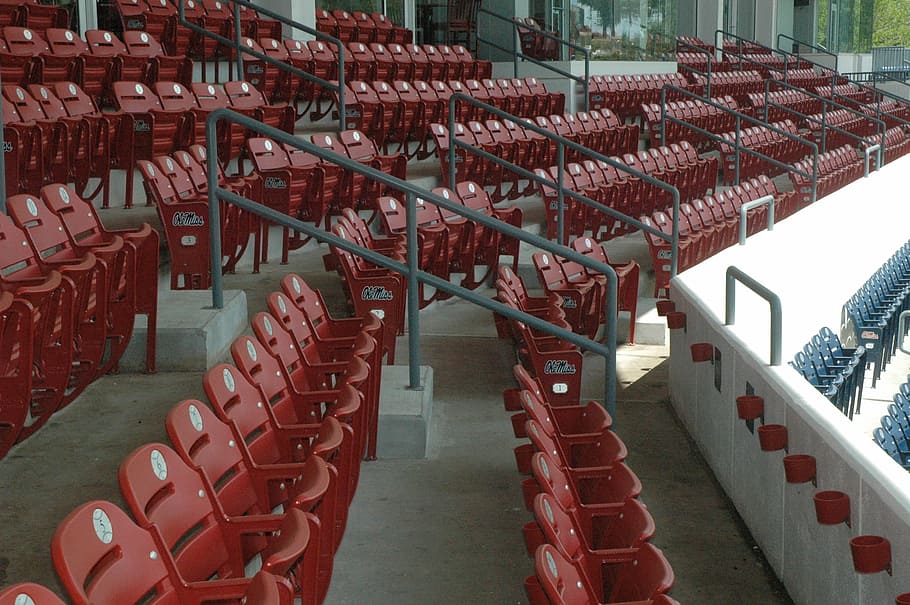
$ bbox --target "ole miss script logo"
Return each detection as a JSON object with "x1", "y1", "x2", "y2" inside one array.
[
  {"x1": 172, "y1": 211, "x2": 204, "y2": 227},
  {"x1": 361, "y1": 285, "x2": 394, "y2": 301}
]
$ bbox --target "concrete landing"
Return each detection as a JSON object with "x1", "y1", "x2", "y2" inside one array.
[
  {"x1": 377, "y1": 365, "x2": 434, "y2": 459},
  {"x1": 119, "y1": 289, "x2": 248, "y2": 372}
]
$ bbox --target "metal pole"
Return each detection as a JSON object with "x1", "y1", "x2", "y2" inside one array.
[
  {"x1": 206, "y1": 119, "x2": 224, "y2": 309},
  {"x1": 447, "y1": 109, "x2": 457, "y2": 188},
  {"x1": 603, "y1": 273, "x2": 617, "y2": 421},
  {"x1": 556, "y1": 142, "x2": 565, "y2": 245},
  {"x1": 734, "y1": 114, "x2": 741, "y2": 185},
  {"x1": 233, "y1": 1, "x2": 243, "y2": 80},
  {"x1": 513, "y1": 21, "x2": 519, "y2": 78},
  {"x1": 405, "y1": 192, "x2": 422, "y2": 390}
]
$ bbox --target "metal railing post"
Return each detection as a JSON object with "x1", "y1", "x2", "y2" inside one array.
[
  {"x1": 863, "y1": 144, "x2": 881, "y2": 176},
  {"x1": 738, "y1": 195, "x2": 775, "y2": 244},
  {"x1": 232, "y1": 1, "x2": 243, "y2": 80},
  {"x1": 725, "y1": 266, "x2": 782, "y2": 366},
  {"x1": 447, "y1": 110, "x2": 457, "y2": 189},
  {"x1": 405, "y1": 192, "x2": 422, "y2": 390},
  {"x1": 556, "y1": 142, "x2": 565, "y2": 245},
  {"x1": 206, "y1": 122, "x2": 224, "y2": 310},
  {"x1": 734, "y1": 114, "x2": 741, "y2": 185}
]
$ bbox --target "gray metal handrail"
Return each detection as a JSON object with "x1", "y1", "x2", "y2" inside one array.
[
  {"x1": 445, "y1": 92, "x2": 680, "y2": 271},
  {"x1": 203, "y1": 108, "x2": 621, "y2": 418},
  {"x1": 762, "y1": 77, "x2": 887, "y2": 158},
  {"x1": 776, "y1": 33, "x2": 838, "y2": 72},
  {"x1": 476, "y1": 7, "x2": 589, "y2": 111},
  {"x1": 725, "y1": 266, "x2": 782, "y2": 366},
  {"x1": 659, "y1": 84, "x2": 818, "y2": 202},
  {"x1": 177, "y1": 0, "x2": 347, "y2": 130},
  {"x1": 830, "y1": 79, "x2": 910, "y2": 132},
  {"x1": 863, "y1": 144, "x2": 881, "y2": 176},
  {"x1": 738, "y1": 195, "x2": 774, "y2": 245}
]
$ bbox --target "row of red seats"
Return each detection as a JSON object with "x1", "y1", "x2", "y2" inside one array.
[
  {"x1": 0, "y1": 183, "x2": 158, "y2": 459},
  {"x1": 429, "y1": 108, "x2": 637, "y2": 198},
  {"x1": 531, "y1": 237, "x2": 640, "y2": 343},
  {"x1": 641, "y1": 175, "x2": 786, "y2": 296},
  {"x1": 0, "y1": 0, "x2": 68, "y2": 31},
  {"x1": 784, "y1": 67, "x2": 838, "y2": 91},
  {"x1": 0, "y1": 571, "x2": 285, "y2": 604},
  {"x1": 640, "y1": 95, "x2": 740, "y2": 149},
  {"x1": 744, "y1": 89, "x2": 821, "y2": 122},
  {"x1": 515, "y1": 17, "x2": 559, "y2": 60},
  {"x1": 114, "y1": 0, "x2": 281, "y2": 63},
  {"x1": 587, "y1": 72, "x2": 689, "y2": 122},
  {"x1": 37, "y1": 271, "x2": 385, "y2": 604},
  {"x1": 688, "y1": 69, "x2": 764, "y2": 103},
  {"x1": 0, "y1": 26, "x2": 193, "y2": 95},
  {"x1": 497, "y1": 339, "x2": 678, "y2": 601},
  {"x1": 865, "y1": 98, "x2": 910, "y2": 129},
  {"x1": 372, "y1": 181, "x2": 523, "y2": 306},
  {"x1": 876, "y1": 126, "x2": 910, "y2": 164},
  {"x1": 815, "y1": 83, "x2": 872, "y2": 105},
  {"x1": 339, "y1": 76, "x2": 564, "y2": 156},
  {"x1": 245, "y1": 130, "x2": 406, "y2": 263},
  {"x1": 138, "y1": 145, "x2": 260, "y2": 289},
  {"x1": 802, "y1": 108, "x2": 877, "y2": 151},
  {"x1": 715, "y1": 119, "x2": 802, "y2": 184},
  {"x1": 534, "y1": 141, "x2": 717, "y2": 242},
  {"x1": 316, "y1": 8, "x2": 411, "y2": 45},
  {"x1": 790, "y1": 145, "x2": 863, "y2": 206}
]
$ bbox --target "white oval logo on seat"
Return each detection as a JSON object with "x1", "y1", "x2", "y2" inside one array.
[
  {"x1": 64, "y1": 30, "x2": 73, "y2": 41},
  {"x1": 277, "y1": 295, "x2": 287, "y2": 313},
  {"x1": 188, "y1": 403, "x2": 204, "y2": 431},
  {"x1": 104, "y1": 32, "x2": 112, "y2": 42},
  {"x1": 353, "y1": 131, "x2": 361, "y2": 141},
  {"x1": 264, "y1": 140, "x2": 272, "y2": 151},
  {"x1": 14, "y1": 594, "x2": 36, "y2": 605},
  {"x1": 246, "y1": 340, "x2": 257, "y2": 361},
  {"x1": 135, "y1": 83, "x2": 144, "y2": 94},
  {"x1": 140, "y1": 33, "x2": 148, "y2": 42},
  {"x1": 545, "y1": 549, "x2": 558, "y2": 577},
  {"x1": 26, "y1": 198, "x2": 38, "y2": 216},
  {"x1": 150, "y1": 449, "x2": 167, "y2": 480},
  {"x1": 223, "y1": 367, "x2": 235, "y2": 392},
  {"x1": 241, "y1": 82, "x2": 249, "y2": 92},
  {"x1": 292, "y1": 276, "x2": 301, "y2": 294},
  {"x1": 92, "y1": 508, "x2": 113, "y2": 544},
  {"x1": 263, "y1": 315, "x2": 273, "y2": 335},
  {"x1": 23, "y1": 29, "x2": 31, "y2": 40}
]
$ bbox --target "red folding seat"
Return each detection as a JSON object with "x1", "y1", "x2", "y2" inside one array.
[
  {"x1": 165, "y1": 397, "x2": 343, "y2": 561},
  {"x1": 81, "y1": 29, "x2": 124, "y2": 102},
  {"x1": 281, "y1": 39, "x2": 315, "y2": 114},
  {"x1": 405, "y1": 42, "x2": 432, "y2": 80},
  {"x1": 339, "y1": 128, "x2": 407, "y2": 207},
  {"x1": 532, "y1": 251, "x2": 601, "y2": 339},
  {"x1": 0, "y1": 582, "x2": 69, "y2": 604},
  {"x1": 497, "y1": 77, "x2": 528, "y2": 117},
  {"x1": 256, "y1": 37, "x2": 294, "y2": 103},
  {"x1": 189, "y1": 81, "x2": 239, "y2": 163},
  {"x1": 19, "y1": 0, "x2": 68, "y2": 31},
  {"x1": 436, "y1": 44, "x2": 462, "y2": 81},
  {"x1": 385, "y1": 42, "x2": 414, "y2": 81},
  {"x1": 315, "y1": 7, "x2": 336, "y2": 36},
  {"x1": 422, "y1": 43, "x2": 448, "y2": 80},
  {"x1": 5, "y1": 194, "x2": 113, "y2": 394},
  {"x1": 679, "y1": 202, "x2": 716, "y2": 261},
  {"x1": 52, "y1": 500, "x2": 296, "y2": 605},
  {"x1": 224, "y1": 79, "x2": 295, "y2": 137},
  {"x1": 346, "y1": 41, "x2": 375, "y2": 81},
  {"x1": 326, "y1": 220, "x2": 408, "y2": 336},
  {"x1": 369, "y1": 12, "x2": 402, "y2": 44},
  {"x1": 0, "y1": 289, "x2": 31, "y2": 458},
  {"x1": 569, "y1": 236, "x2": 640, "y2": 343},
  {"x1": 331, "y1": 8, "x2": 359, "y2": 42},
  {"x1": 118, "y1": 443, "x2": 321, "y2": 604},
  {"x1": 375, "y1": 195, "x2": 452, "y2": 307},
  {"x1": 455, "y1": 180, "x2": 521, "y2": 269},
  {"x1": 1, "y1": 26, "x2": 45, "y2": 85},
  {"x1": 235, "y1": 36, "x2": 279, "y2": 100},
  {"x1": 531, "y1": 541, "x2": 676, "y2": 605},
  {"x1": 137, "y1": 159, "x2": 212, "y2": 289},
  {"x1": 191, "y1": 0, "x2": 233, "y2": 70},
  {"x1": 343, "y1": 81, "x2": 387, "y2": 148},
  {"x1": 352, "y1": 10, "x2": 377, "y2": 43},
  {"x1": 430, "y1": 122, "x2": 484, "y2": 187},
  {"x1": 305, "y1": 40, "x2": 342, "y2": 120},
  {"x1": 112, "y1": 81, "x2": 194, "y2": 207},
  {"x1": 0, "y1": 0, "x2": 22, "y2": 28},
  {"x1": 40, "y1": 28, "x2": 84, "y2": 85}
]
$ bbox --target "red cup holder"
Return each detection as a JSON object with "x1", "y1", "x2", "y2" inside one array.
[
  {"x1": 510, "y1": 412, "x2": 527, "y2": 438},
  {"x1": 690, "y1": 342, "x2": 713, "y2": 362},
  {"x1": 895, "y1": 593, "x2": 910, "y2": 604},
  {"x1": 814, "y1": 490, "x2": 850, "y2": 526},
  {"x1": 850, "y1": 535, "x2": 892, "y2": 575},
  {"x1": 514, "y1": 443, "x2": 534, "y2": 475},
  {"x1": 736, "y1": 395, "x2": 764, "y2": 420},
  {"x1": 783, "y1": 454, "x2": 816, "y2": 484},
  {"x1": 666, "y1": 311, "x2": 687, "y2": 330},
  {"x1": 656, "y1": 300, "x2": 676, "y2": 316},
  {"x1": 757, "y1": 424, "x2": 787, "y2": 451}
]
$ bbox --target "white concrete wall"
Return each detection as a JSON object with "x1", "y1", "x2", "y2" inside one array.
[{"x1": 668, "y1": 155, "x2": 910, "y2": 604}]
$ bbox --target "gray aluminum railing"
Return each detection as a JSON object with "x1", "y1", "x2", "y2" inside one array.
[
  {"x1": 476, "y1": 7, "x2": 589, "y2": 112},
  {"x1": 177, "y1": 0, "x2": 348, "y2": 130},
  {"x1": 659, "y1": 84, "x2": 818, "y2": 203},
  {"x1": 776, "y1": 33, "x2": 838, "y2": 73},
  {"x1": 203, "y1": 108, "x2": 621, "y2": 418},
  {"x1": 830, "y1": 78, "x2": 910, "y2": 132},
  {"x1": 725, "y1": 266, "x2": 782, "y2": 366},
  {"x1": 761, "y1": 78, "x2": 886, "y2": 161},
  {"x1": 445, "y1": 92, "x2": 680, "y2": 273}
]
